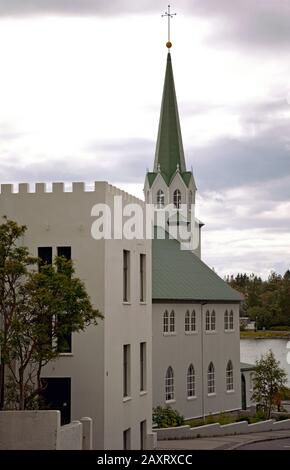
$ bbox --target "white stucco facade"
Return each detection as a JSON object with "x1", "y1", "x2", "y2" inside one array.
[
  {"x1": 0, "y1": 181, "x2": 153, "y2": 450},
  {"x1": 152, "y1": 302, "x2": 242, "y2": 419}
]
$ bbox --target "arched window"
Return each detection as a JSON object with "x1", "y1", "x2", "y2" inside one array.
[
  {"x1": 185, "y1": 310, "x2": 190, "y2": 332},
  {"x1": 205, "y1": 310, "x2": 210, "y2": 331},
  {"x1": 191, "y1": 310, "x2": 196, "y2": 331},
  {"x1": 211, "y1": 310, "x2": 216, "y2": 331},
  {"x1": 208, "y1": 362, "x2": 215, "y2": 394},
  {"x1": 188, "y1": 190, "x2": 193, "y2": 209},
  {"x1": 156, "y1": 189, "x2": 164, "y2": 208},
  {"x1": 169, "y1": 310, "x2": 175, "y2": 333},
  {"x1": 187, "y1": 364, "x2": 195, "y2": 398},
  {"x1": 165, "y1": 366, "x2": 174, "y2": 401},
  {"x1": 229, "y1": 310, "x2": 234, "y2": 330},
  {"x1": 163, "y1": 310, "x2": 169, "y2": 333},
  {"x1": 173, "y1": 189, "x2": 181, "y2": 209},
  {"x1": 224, "y1": 310, "x2": 229, "y2": 330},
  {"x1": 226, "y1": 360, "x2": 234, "y2": 391}
]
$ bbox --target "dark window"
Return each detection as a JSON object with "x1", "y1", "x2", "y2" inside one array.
[
  {"x1": 123, "y1": 428, "x2": 131, "y2": 450},
  {"x1": 140, "y1": 420, "x2": 146, "y2": 450},
  {"x1": 38, "y1": 247, "x2": 52, "y2": 271},
  {"x1": 140, "y1": 254, "x2": 146, "y2": 302},
  {"x1": 57, "y1": 246, "x2": 71, "y2": 260},
  {"x1": 140, "y1": 342, "x2": 146, "y2": 392},
  {"x1": 40, "y1": 377, "x2": 71, "y2": 425},
  {"x1": 123, "y1": 250, "x2": 130, "y2": 302},
  {"x1": 56, "y1": 246, "x2": 72, "y2": 353},
  {"x1": 123, "y1": 344, "x2": 131, "y2": 398}
]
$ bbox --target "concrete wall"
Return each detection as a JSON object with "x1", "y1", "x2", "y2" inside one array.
[
  {"x1": 152, "y1": 302, "x2": 241, "y2": 419},
  {"x1": 58, "y1": 421, "x2": 83, "y2": 450},
  {"x1": 0, "y1": 411, "x2": 92, "y2": 450},
  {"x1": 156, "y1": 418, "x2": 290, "y2": 440},
  {"x1": 0, "y1": 181, "x2": 153, "y2": 450}
]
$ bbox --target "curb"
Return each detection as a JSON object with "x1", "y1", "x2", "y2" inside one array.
[{"x1": 226, "y1": 432, "x2": 290, "y2": 450}]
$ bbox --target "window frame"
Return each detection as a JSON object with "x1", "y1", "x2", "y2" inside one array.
[
  {"x1": 165, "y1": 366, "x2": 174, "y2": 402},
  {"x1": 156, "y1": 189, "x2": 165, "y2": 209},
  {"x1": 187, "y1": 364, "x2": 196, "y2": 398},
  {"x1": 226, "y1": 360, "x2": 234, "y2": 392},
  {"x1": 207, "y1": 362, "x2": 215, "y2": 395},
  {"x1": 173, "y1": 189, "x2": 181, "y2": 209}
]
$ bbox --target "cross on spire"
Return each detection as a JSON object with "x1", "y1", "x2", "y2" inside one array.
[{"x1": 162, "y1": 4, "x2": 176, "y2": 49}]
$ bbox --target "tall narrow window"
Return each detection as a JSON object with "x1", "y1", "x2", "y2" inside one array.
[
  {"x1": 187, "y1": 364, "x2": 195, "y2": 398},
  {"x1": 208, "y1": 362, "x2": 215, "y2": 394},
  {"x1": 169, "y1": 310, "x2": 175, "y2": 333},
  {"x1": 191, "y1": 310, "x2": 196, "y2": 331},
  {"x1": 165, "y1": 366, "x2": 174, "y2": 401},
  {"x1": 205, "y1": 310, "x2": 210, "y2": 331},
  {"x1": 211, "y1": 311, "x2": 216, "y2": 331},
  {"x1": 224, "y1": 310, "x2": 229, "y2": 330},
  {"x1": 229, "y1": 310, "x2": 234, "y2": 330},
  {"x1": 123, "y1": 250, "x2": 130, "y2": 302},
  {"x1": 140, "y1": 342, "x2": 146, "y2": 392},
  {"x1": 38, "y1": 247, "x2": 52, "y2": 271},
  {"x1": 185, "y1": 311, "x2": 190, "y2": 332},
  {"x1": 123, "y1": 428, "x2": 131, "y2": 450},
  {"x1": 173, "y1": 189, "x2": 181, "y2": 209},
  {"x1": 140, "y1": 254, "x2": 146, "y2": 302},
  {"x1": 140, "y1": 420, "x2": 146, "y2": 450},
  {"x1": 56, "y1": 246, "x2": 72, "y2": 353},
  {"x1": 123, "y1": 344, "x2": 131, "y2": 398},
  {"x1": 226, "y1": 360, "x2": 234, "y2": 391},
  {"x1": 163, "y1": 311, "x2": 169, "y2": 333},
  {"x1": 188, "y1": 190, "x2": 193, "y2": 208},
  {"x1": 156, "y1": 189, "x2": 165, "y2": 208}
]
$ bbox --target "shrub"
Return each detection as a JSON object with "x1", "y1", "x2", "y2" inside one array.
[
  {"x1": 270, "y1": 326, "x2": 290, "y2": 331},
  {"x1": 153, "y1": 406, "x2": 185, "y2": 428}
]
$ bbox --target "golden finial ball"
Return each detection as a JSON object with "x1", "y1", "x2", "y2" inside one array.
[{"x1": 166, "y1": 41, "x2": 172, "y2": 48}]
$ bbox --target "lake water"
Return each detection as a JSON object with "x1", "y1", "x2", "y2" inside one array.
[{"x1": 240, "y1": 338, "x2": 290, "y2": 386}]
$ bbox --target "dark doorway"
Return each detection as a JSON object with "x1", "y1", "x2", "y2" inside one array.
[
  {"x1": 41, "y1": 377, "x2": 71, "y2": 425},
  {"x1": 241, "y1": 373, "x2": 247, "y2": 410}
]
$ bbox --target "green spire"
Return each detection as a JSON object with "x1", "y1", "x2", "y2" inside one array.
[{"x1": 154, "y1": 53, "x2": 186, "y2": 184}]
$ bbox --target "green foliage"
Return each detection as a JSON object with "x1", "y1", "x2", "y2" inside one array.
[
  {"x1": 153, "y1": 406, "x2": 184, "y2": 428},
  {"x1": 270, "y1": 326, "x2": 290, "y2": 331},
  {"x1": 0, "y1": 217, "x2": 103, "y2": 410},
  {"x1": 252, "y1": 350, "x2": 287, "y2": 419},
  {"x1": 227, "y1": 271, "x2": 290, "y2": 328}
]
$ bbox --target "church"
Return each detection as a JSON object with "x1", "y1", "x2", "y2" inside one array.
[{"x1": 0, "y1": 40, "x2": 249, "y2": 449}]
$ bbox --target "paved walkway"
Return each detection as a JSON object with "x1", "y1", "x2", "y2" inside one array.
[{"x1": 157, "y1": 429, "x2": 290, "y2": 450}]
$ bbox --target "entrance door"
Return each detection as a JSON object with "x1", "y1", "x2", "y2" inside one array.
[
  {"x1": 41, "y1": 377, "x2": 71, "y2": 425},
  {"x1": 241, "y1": 373, "x2": 247, "y2": 410}
]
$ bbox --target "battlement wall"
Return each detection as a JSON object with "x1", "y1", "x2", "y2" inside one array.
[{"x1": 0, "y1": 181, "x2": 144, "y2": 206}]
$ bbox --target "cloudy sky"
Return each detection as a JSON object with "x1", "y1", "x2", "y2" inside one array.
[{"x1": 0, "y1": 0, "x2": 290, "y2": 278}]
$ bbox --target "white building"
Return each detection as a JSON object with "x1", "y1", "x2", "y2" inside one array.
[
  {"x1": 0, "y1": 45, "x2": 252, "y2": 449},
  {"x1": 0, "y1": 182, "x2": 154, "y2": 450},
  {"x1": 144, "y1": 50, "x2": 244, "y2": 419}
]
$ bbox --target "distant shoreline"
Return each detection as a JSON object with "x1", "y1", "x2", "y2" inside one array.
[{"x1": 240, "y1": 331, "x2": 290, "y2": 340}]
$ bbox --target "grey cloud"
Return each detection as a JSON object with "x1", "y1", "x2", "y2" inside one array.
[{"x1": 1, "y1": 1, "x2": 290, "y2": 52}]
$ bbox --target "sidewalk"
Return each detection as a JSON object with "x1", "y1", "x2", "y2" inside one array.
[{"x1": 157, "y1": 429, "x2": 290, "y2": 450}]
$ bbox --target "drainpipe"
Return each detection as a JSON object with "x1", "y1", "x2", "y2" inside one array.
[{"x1": 201, "y1": 301, "x2": 207, "y2": 423}]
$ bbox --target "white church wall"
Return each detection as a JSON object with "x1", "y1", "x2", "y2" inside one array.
[
  {"x1": 152, "y1": 302, "x2": 241, "y2": 420},
  {"x1": 0, "y1": 182, "x2": 153, "y2": 450}
]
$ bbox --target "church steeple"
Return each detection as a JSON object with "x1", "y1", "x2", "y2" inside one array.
[{"x1": 154, "y1": 52, "x2": 186, "y2": 184}]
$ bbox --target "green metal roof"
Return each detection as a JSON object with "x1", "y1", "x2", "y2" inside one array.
[
  {"x1": 153, "y1": 53, "x2": 186, "y2": 185},
  {"x1": 152, "y1": 234, "x2": 243, "y2": 302},
  {"x1": 147, "y1": 170, "x2": 193, "y2": 188}
]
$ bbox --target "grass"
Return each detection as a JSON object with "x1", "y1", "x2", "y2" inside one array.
[
  {"x1": 187, "y1": 412, "x2": 266, "y2": 428},
  {"x1": 240, "y1": 330, "x2": 290, "y2": 338}
]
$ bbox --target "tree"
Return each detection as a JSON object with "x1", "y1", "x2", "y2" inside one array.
[
  {"x1": 252, "y1": 350, "x2": 287, "y2": 419},
  {"x1": 0, "y1": 217, "x2": 102, "y2": 410}
]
